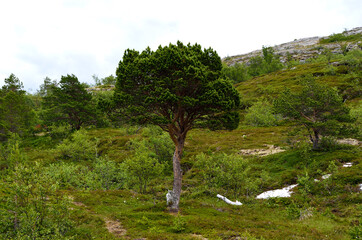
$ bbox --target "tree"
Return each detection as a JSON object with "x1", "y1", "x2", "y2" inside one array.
[
  {"x1": 248, "y1": 46, "x2": 283, "y2": 77},
  {"x1": 274, "y1": 77, "x2": 354, "y2": 150},
  {"x1": 0, "y1": 74, "x2": 35, "y2": 141},
  {"x1": 37, "y1": 77, "x2": 57, "y2": 97},
  {"x1": 101, "y1": 75, "x2": 116, "y2": 85},
  {"x1": 113, "y1": 41, "x2": 240, "y2": 212},
  {"x1": 41, "y1": 74, "x2": 98, "y2": 130},
  {"x1": 1, "y1": 73, "x2": 24, "y2": 94}
]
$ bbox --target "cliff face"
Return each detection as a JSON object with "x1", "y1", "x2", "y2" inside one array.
[{"x1": 224, "y1": 27, "x2": 362, "y2": 66}]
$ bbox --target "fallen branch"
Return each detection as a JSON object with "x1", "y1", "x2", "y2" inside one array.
[{"x1": 216, "y1": 194, "x2": 242, "y2": 206}]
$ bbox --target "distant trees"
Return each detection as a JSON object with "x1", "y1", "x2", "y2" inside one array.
[
  {"x1": 113, "y1": 41, "x2": 240, "y2": 212},
  {"x1": 37, "y1": 77, "x2": 58, "y2": 97},
  {"x1": 41, "y1": 74, "x2": 98, "y2": 130},
  {"x1": 0, "y1": 74, "x2": 35, "y2": 141},
  {"x1": 92, "y1": 74, "x2": 116, "y2": 86},
  {"x1": 274, "y1": 77, "x2": 355, "y2": 150},
  {"x1": 223, "y1": 46, "x2": 283, "y2": 83}
]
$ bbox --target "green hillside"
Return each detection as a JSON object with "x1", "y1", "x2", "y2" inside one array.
[{"x1": 0, "y1": 31, "x2": 361, "y2": 239}]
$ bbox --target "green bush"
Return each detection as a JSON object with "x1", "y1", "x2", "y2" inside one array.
[
  {"x1": 171, "y1": 214, "x2": 187, "y2": 233},
  {"x1": 55, "y1": 129, "x2": 97, "y2": 161},
  {"x1": 122, "y1": 142, "x2": 164, "y2": 193},
  {"x1": 195, "y1": 153, "x2": 255, "y2": 198},
  {"x1": 47, "y1": 124, "x2": 71, "y2": 140},
  {"x1": 45, "y1": 157, "x2": 126, "y2": 190},
  {"x1": 131, "y1": 125, "x2": 174, "y2": 173},
  {"x1": 45, "y1": 162, "x2": 88, "y2": 189},
  {"x1": 86, "y1": 156, "x2": 126, "y2": 190},
  {"x1": 319, "y1": 33, "x2": 362, "y2": 44},
  {"x1": 0, "y1": 140, "x2": 73, "y2": 239},
  {"x1": 222, "y1": 63, "x2": 249, "y2": 83},
  {"x1": 244, "y1": 100, "x2": 281, "y2": 127},
  {"x1": 350, "y1": 102, "x2": 362, "y2": 138}
]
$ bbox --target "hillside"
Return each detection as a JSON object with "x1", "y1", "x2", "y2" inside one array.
[
  {"x1": 223, "y1": 27, "x2": 362, "y2": 65},
  {"x1": 1, "y1": 29, "x2": 361, "y2": 240}
]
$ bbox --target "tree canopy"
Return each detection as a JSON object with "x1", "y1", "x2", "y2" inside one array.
[
  {"x1": 41, "y1": 74, "x2": 98, "y2": 130},
  {"x1": 113, "y1": 41, "x2": 240, "y2": 212},
  {"x1": 274, "y1": 77, "x2": 355, "y2": 149},
  {"x1": 0, "y1": 74, "x2": 35, "y2": 141}
]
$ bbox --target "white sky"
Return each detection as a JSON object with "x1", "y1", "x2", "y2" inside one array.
[{"x1": 0, "y1": 0, "x2": 361, "y2": 92}]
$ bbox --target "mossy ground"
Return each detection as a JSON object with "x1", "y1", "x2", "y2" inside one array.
[
  {"x1": 22, "y1": 123, "x2": 361, "y2": 239},
  {"x1": 8, "y1": 48, "x2": 362, "y2": 239}
]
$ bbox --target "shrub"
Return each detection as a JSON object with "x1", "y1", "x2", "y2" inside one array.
[
  {"x1": 222, "y1": 63, "x2": 249, "y2": 83},
  {"x1": 47, "y1": 124, "x2": 71, "y2": 140},
  {"x1": 0, "y1": 140, "x2": 73, "y2": 239},
  {"x1": 171, "y1": 214, "x2": 187, "y2": 233},
  {"x1": 45, "y1": 162, "x2": 88, "y2": 189},
  {"x1": 350, "y1": 103, "x2": 362, "y2": 137},
  {"x1": 55, "y1": 129, "x2": 97, "y2": 161},
  {"x1": 45, "y1": 157, "x2": 126, "y2": 190},
  {"x1": 319, "y1": 33, "x2": 362, "y2": 44},
  {"x1": 131, "y1": 125, "x2": 174, "y2": 174},
  {"x1": 86, "y1": 156, "x2": 126, "y2": 190},
  {"x1": 195, "y1": 153, "x2": 254, "y2": 198},
  {"x1": 244, "y1": 100, "x2": 281, "y2": 127},
  {"x1": 122, "y1": 142, "x2": 164, "y2": 193}
]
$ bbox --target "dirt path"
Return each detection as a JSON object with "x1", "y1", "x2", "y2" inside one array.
[
  {"x1": 104, "y1": 218, "x2": 127, "y2": 238},
  {"x1": 69, "y1": 195, "x2": 128, "y2": 239}
]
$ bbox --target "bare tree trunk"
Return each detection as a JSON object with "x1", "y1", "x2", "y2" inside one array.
[
  {"x1": 311, "y1": 129, "x2": 320, "y2": 150},
  {"x1": 169, "y1": 137, "x2": 185, "y2": 213}
]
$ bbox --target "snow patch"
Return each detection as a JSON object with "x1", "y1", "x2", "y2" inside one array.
[
  {"x1": 217, "y1": 194, "x2": 242, "y2": 205},
  {"x1": 256, "y1": 184, "x2": 298, "y2": 199}
]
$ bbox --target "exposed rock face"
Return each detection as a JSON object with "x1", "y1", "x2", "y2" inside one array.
[{"x1": 224, "y1": 27, "x2": 362, "y2": 66}]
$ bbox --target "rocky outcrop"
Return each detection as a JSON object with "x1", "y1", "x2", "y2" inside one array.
[{"x1": 224, "y1": 27, "x2": 362, "y2": 66}]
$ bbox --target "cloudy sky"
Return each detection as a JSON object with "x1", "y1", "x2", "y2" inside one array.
[{"x1": 0, "y1": 0, "x2": 361, "y2": 92}]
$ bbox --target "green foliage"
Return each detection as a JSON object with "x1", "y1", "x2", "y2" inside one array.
[
  {"x1": 114, "y1": 41, "x2": 241, "y2": 133},
  {"x1": 1, "y1": 73, "x2": 24, "y2": 93},
  {"x1": 37, "y1": 77, "x2": 57, "y2": 97},
  {"x1": 0, "y1": 74, "x2": 36, "y2": 141},
  {"x1": 92, "y1": 74, "x2": 116, "y2": 86},
  {"x1": 45, "y1": 162, "x2": 88, "y2": 189},
  {"x1": 47, "y1": 124, "x2": 72, "y2": 141},
  {"x1": 350, "y1": 103, "x2": 362, "y2": 137},
  {"x1": 122, "y1": 141, "x2": 164, "y2": 193},
  {"x1": 45, "y1": 157, "x2": 126, "y2": 190},
  {"x1": 319, "y1": 32, "x2": 362, "y2": 44},
  {"x1": 195, "y1": 153, "x2": 254, "y2": 197},
  {"x1": 55, "y1": 129, "x2": 97, "y2": 161},
  {"x1": 349, "y1": 219, "x2": 362, "y2": 239},
  {"x1": 222, "y1": 47, "x2": 283, "y2": 84},
  {"x1": 222, "y1": 62, "x2": 249, "y2": 83},
  {"x1": 86, "y1": 156, "x2": 126, "y2": 190},
  {"x1": 139, "y1": 126, "x2": 174, "y2": 173},
  {"x1": 41, "y1": 74, "x2": 99, "y2": 130},
  {"x1": 248, "y1": 46, "x2": 283, "y2": 77},
  {"x1": 322, "y1": 160, "x2": 339, "y2": 194},
  {"x1": 171, "y1": 214, "x2": 187, "y2": 233},
  {"x1": 244, "y1": 100, "x2": 281, "y2": 127},
  {"x1": 274, "y1": 76, "x2": 355, "y2": 149},
  {"x1": 0, "y1": 140, "x2": 73, "y2": 239},
  {"x1": 297, "y1": 171, "x2": 314, "y2": 200}
]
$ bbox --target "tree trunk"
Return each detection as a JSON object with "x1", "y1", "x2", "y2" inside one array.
[
  {"x1": 169, "y1": 137, "x2": 185, "y2": 213},
  {"x1": 311, "y1": 129, "x2": 320, "y2": 150}
]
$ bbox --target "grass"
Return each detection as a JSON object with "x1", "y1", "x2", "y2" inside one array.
[
  {"x1": 66, "y1": 187, "x2": 360, "y2": 239},
  {"x1": 2, "y1": 45, "x2": 361, "y2": 239}
]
